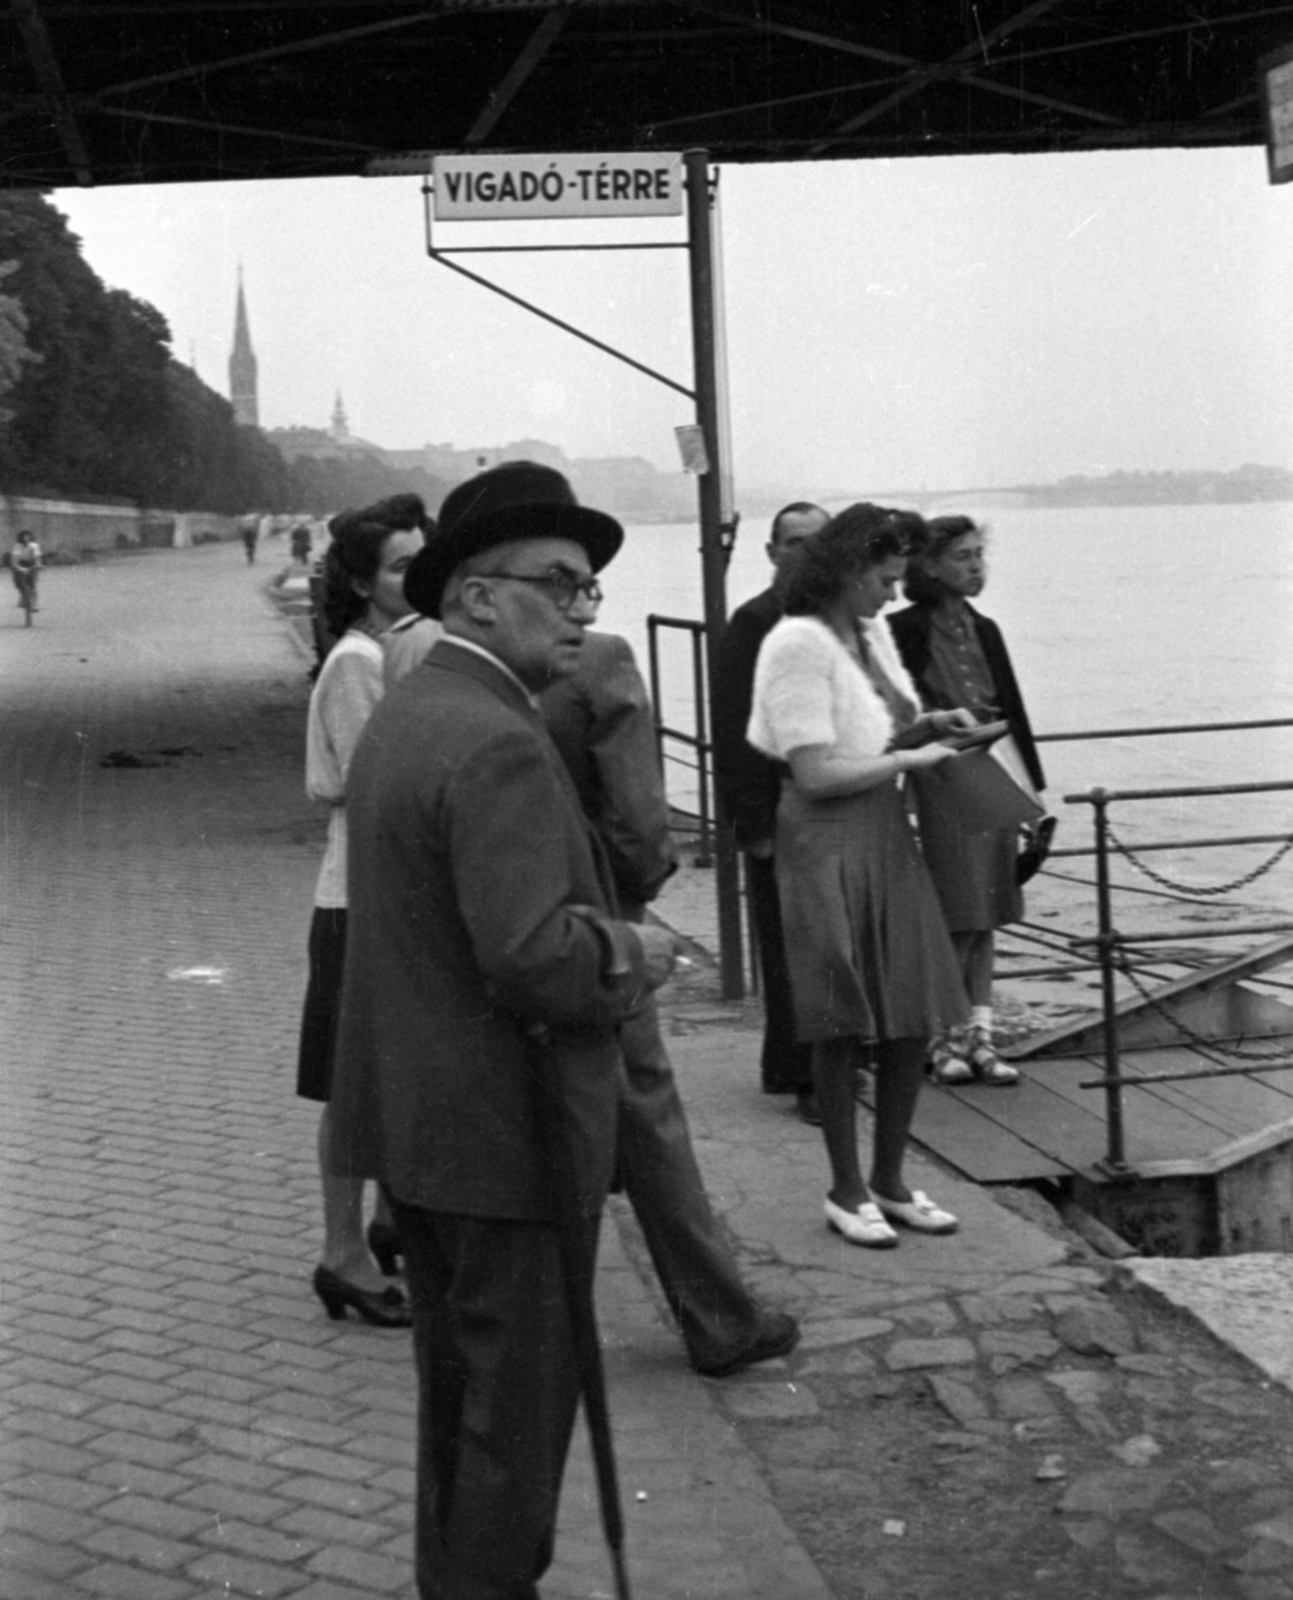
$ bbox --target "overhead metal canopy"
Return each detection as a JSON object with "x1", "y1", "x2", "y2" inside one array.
[{"x1": 3, "y1": 0, "x2": 1292, "y2": 191}]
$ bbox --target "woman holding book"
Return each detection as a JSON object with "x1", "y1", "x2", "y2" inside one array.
[
  {"x1": 747, "y1": 505, "x2": 971, "y2": 1248},
  {"x1": 889, "y1": 515, "x2": 1047, "y2": 1087}
]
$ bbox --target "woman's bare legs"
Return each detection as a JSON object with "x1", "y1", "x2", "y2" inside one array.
[{"x1": 317, "y1": 1104, "x2": 389, "y2": 1292}]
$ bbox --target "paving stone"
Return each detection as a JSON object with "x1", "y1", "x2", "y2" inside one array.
[
  {"x1": 1059, "y1": 1468, "x2": 1176, "y2": 1516},
  {"x1": 69, "y1": 1561, "x2": 194, "y2": 1599},
  {"x1": 718, "y1": 1383, "x2": 821, "y2": 1419},
  {"x1": 1044, "y1": 1368, "x2": 1112, "y2": 1406},
  {"x1": 979, "y1": 1328, "x2": 1060, "y2": 1364},
  {"x1": 1248, "y1": 1516, "x2": 1293, "y2": 1551},
  {"x1": 98, "y1": 1492, "x2": 214, "y2": 1539},
  {"x1": 0, "y1": 1530, "x2": 94, "y2": 1580},
  {"x1": 885, "y1": 1337, "x2": 977, "y2": 1371},
  {"x1": 1152, "y1": 1508, "x2": 1234, "y2": 1556},
  {"x1": 79, "y1": 1522, "x2": 205, "y2": 1572},
  {"x1": 1114, "y1": 1530, "x2": 1191, "y2": 1587},
  {"x1": 795, "y1": 1316, "x2": 894, "y2": 1348},
  {"x1": 1053, "y1": 1300, "x2": 1138, "y2": 1357},
  {"x1": 990, "y1": 1377, "x2": 1057, "y2": 1419},
  {"x1": 305, "y1": 1543, "x2": 412, "y2": 1593},
  {"x1": 926, "y1": 1373, "x2": 989, "y2": 1425},
  {"x1": 958, "y1": 1292, "x2": 1043, "y2": 1325}
]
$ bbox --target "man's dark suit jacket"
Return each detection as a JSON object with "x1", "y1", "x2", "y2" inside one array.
[
  {"x1": 888, "y1": 601, "x2": 1046, "y2": 793},
  {"x1": 711, "y1": 586, "x2": 784, "y2": 849},
  {"x1": 539, "y1": 631, "x2": 677, "y2": 912},
  {"x1": 329, "y1": 639, "x2": 647, "y2": 1222}
]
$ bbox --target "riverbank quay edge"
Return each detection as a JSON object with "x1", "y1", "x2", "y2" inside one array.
[{"x1": 0, "y1": 542, "x2": 1286, "y2": 1599}]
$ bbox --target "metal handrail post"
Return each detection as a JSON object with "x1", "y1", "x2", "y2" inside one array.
[
  {"x1": 1091, "y1": 787, "x2": 1128, "y2": 1170},
  {"x1": 646, "y1": 616, "x2": 665, "y2": 774},
  {"x1": 691, "y1": 626, "x2": 713, "y2": 867}
]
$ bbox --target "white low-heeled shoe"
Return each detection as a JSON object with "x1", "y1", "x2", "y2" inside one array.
[
  {"x1": 824, "y1": 1196, "x2": 899, "y2": 1249},
  {"x1": 871, "y1": 1189, "x2": 959, "y2": 1235}
]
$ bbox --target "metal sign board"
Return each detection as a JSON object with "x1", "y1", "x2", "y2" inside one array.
[
  {"x1": 432, "y1": 152, "x2": 683, "y2": 220},
  {"x1": 1259, "y1": 42, "x2": 1293, "y2": 184}
]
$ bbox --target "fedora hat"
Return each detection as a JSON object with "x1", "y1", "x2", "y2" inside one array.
[{"x1": 404, "y1": 461, "x2": 623, "y2": 619}]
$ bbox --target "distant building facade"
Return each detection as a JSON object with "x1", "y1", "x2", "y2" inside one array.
[{"x1": 228, "y1": 270, "x2": 259, "y2": 427}]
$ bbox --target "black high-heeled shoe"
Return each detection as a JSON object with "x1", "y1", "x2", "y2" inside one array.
[
  {"x1": 366, "y1": 1220, "x2": 403, "y2": 1278},
  {"x1": 312, "y1": 1265, "x2": 412, "y2": 1328}
]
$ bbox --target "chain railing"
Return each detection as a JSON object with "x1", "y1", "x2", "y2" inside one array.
[{"x1": 1065, "y1": 777, "x2": 1293, "y2": 1171}]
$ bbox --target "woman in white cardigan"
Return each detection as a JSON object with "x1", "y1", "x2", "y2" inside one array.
[{"x1": 748, "y1": 506, "x2": 971, "y2": 1247}]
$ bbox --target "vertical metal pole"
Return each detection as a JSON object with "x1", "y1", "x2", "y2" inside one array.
[
  {"x1": 646, "y1": 615, "x2": 665, "y2": 774},
  {"x1": 691, "y1": 627, "x2": 713, "y2": 867},
  {"x1": 1091, "y1": 789, "x2": 1127, "y2": 1170},
  {"x1": 685, "y1": 147, "x2": 743, "y2": 999}
]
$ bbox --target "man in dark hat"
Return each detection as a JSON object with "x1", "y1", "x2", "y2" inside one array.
[{"x1": 329, "y1": 461, "x2": 678, "y2": 1600}]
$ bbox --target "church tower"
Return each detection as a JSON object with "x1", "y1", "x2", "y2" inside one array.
[
  {"x1": 330, "y1": 391, "x2": 349, "y2": 442},
  {"x1": 228, "y1": 267, "x2": 259, "y2": 427}
]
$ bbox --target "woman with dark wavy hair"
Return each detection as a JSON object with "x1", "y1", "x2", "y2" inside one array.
[
  {"x1": 297, "y1": 507, "x2": 424, "y2": 1325},
  {"x1": 747, "y1": 505, "x2": 971, "y2": 1247}
]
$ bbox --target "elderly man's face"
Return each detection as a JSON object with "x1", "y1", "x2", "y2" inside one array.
[{"x1": 471, "y1": 536, "x2": 600, "y2": 690}]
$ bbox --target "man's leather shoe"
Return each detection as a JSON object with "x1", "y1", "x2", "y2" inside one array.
[
  {"x1": 693, "y1": 1310, "x2": 800, "y2": 1378},
  {"x1": 796, "y1": 1089, "x2": 822, "y2": 1125}
]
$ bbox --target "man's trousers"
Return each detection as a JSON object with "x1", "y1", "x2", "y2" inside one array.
[
  {"x1": 616, "y1": 989, "x2": 765, "y2": 1370},
  {"x1": 744, "y1": 851, "x2": 814, "y2": 1095},
  {"x1": 390, "y1": 1203, "x2": 598, "y2": 1600}
]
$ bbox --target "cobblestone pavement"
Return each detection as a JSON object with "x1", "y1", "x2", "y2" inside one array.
[{"x1": 1, "y1": 543, "x2": 1292, "y2": 1600}]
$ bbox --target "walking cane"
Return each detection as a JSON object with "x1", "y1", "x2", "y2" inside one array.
[{"x1": 530, "y1": 1028, "x2": 633, "y2": 1600}]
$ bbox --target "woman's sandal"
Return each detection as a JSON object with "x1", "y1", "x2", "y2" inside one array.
[
  {"x1": 929, "y1": 1029, "x2": 973, "y2": 1085},
  {"x1": 966, "y1": 1027, "x2": 1020, "y2": 1087}
]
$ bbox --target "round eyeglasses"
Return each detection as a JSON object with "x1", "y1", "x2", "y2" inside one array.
[{"x1": 477, "y1": 568, "x2": 604, "y2": 613}]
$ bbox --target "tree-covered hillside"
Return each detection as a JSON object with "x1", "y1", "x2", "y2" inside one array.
[{"x1": 0, "y1": 193, "x2": 291, "y2": 512}]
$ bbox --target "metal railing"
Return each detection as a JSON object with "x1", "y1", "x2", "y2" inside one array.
[
  {"x1": 646, "y1": 614, "x2": 716, "y2": 866},
  {"x1": 1062, "y1": 772, "x2": 1293, "y2": 1172}
]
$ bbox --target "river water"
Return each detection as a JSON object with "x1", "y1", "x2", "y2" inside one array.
[{"x1": 595, "y1": 499, "x2": 1293, "y2": 898}]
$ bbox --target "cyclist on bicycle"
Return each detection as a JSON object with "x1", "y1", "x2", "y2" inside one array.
[{"x1": 11, "y1": 530, "x2": 40, "y2": 611}]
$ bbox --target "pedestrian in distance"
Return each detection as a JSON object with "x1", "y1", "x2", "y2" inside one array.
[
  {"x1": 240, "y1": 516, "x2": 258, "y2": 564},
  {"x1": 889, "y1": 515, "x2": 1047, "y2": 1087},
  {"x1": 328, "y1": 461, "x2": 679, "y2": 1600},
  {"x1": 298, "y1": 508, "x2": 425, "y2": 1328},
  {"x1": 747, "y1": 505, "x2": 972, "y2": 1249},
  {"x1": 290, "y1": 521, "x2": 313, "y2": 565},
  {"x1": 711, "y1": 502, "x2": 829, "y2": 1123},
  {"x1": 11, "y1": 528, "x2": 41, "y2": 613},
  {"x1": 539, "y1": 628, "x2": 800, "y2": 1378}
]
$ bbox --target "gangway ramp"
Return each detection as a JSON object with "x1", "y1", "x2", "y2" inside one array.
[{"x1": 885, "y1": 934, "x2": 1293, "y2": 1255}]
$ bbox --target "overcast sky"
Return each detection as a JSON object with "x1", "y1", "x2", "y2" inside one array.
[{"x1": 53, "y1": 144, "x2": 1293, "y2": 495}]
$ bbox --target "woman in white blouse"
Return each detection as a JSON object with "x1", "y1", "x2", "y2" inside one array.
[
  {"x1": 748, "y1": 505, "x2": 972, "y2": 1247},
  {"x1": 298, "y1": 509, "x2": 424, "y2": 1324}
]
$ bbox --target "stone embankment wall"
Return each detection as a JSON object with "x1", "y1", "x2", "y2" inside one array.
[{"x1": 0, "y1": 495, "x2": 241, "y2": 560}]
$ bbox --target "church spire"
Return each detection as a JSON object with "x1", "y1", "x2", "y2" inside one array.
[
  {"x1": 229, "y1": 265, "x2": 259, "y2": 427},
  {"x1": 330, "y1": 390, "x2": 349, "y2": 441}
]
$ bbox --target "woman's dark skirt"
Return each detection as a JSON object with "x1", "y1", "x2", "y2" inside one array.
[
  {"x1": 297, "y1": 906, "x2": 347, "y2": 1102},
  {"x1": 775, "y1": 781, "x2": 967, "y2": 1044}
]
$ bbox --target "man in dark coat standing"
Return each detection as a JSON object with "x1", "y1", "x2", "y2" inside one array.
[
  {"x1": 711, "y1": 502, "x2": 829, "y2": 1120},
  {"x1": 330, "y1": 462, "x2": 677, "y2": 1600},
  {"x1": 541, "y1": 630, "x2": 799, "y2": 1377}
]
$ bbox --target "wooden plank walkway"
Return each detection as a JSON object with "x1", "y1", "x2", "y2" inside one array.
[{"x1": 890, "y1": 1042, "x2": 1293, "y2": 1187}]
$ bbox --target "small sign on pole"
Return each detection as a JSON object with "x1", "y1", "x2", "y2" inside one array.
[
  {"x1": 432, "y1": 152, "x2": 683, "y2": 220},
  {"x1": 1259, "y1": 41, "x2": 1293, "y2": 184}
]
